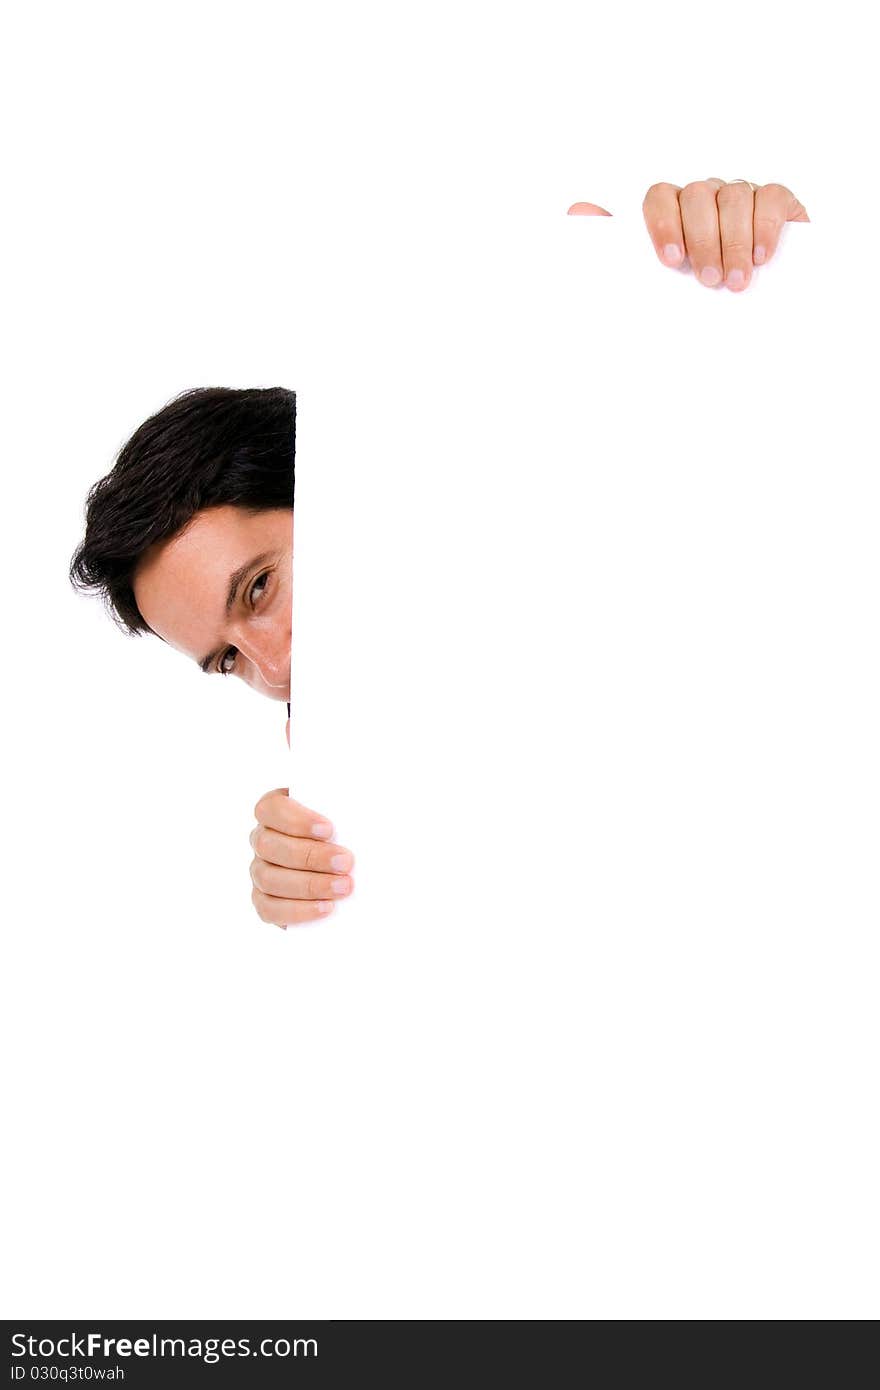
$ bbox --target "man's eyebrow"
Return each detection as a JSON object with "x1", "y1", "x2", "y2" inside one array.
[{"x1": 198, "y1": 550, "x2": 274, "y2": 673}]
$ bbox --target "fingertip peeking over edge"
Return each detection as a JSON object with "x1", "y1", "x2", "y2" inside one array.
[{"x1": 567, "y1": 202, "x2": 612, "y2": 217}]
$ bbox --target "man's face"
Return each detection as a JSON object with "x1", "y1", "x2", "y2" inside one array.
[{"x1": 133, "y1": 505, "x2": 292, "y2": 703}]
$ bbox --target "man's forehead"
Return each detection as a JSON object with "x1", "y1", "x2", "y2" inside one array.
[
  {"x1": 133, "y1": 509, "x2": 255, "y2": 653},
  {"x1": 133, "y1": 506, "x2": 291, "y2": 647},
  {"x1": 151, "y1": 504, "x2": 258, "y2": 555},
  {"x1": 140, "y1": 511, "x2": 231, "y2": 577}
]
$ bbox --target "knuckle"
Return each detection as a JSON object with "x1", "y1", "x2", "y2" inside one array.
[
  {"x1": 251, "y1": 886, "x2": 269, "y2": 921},
  {"x1": 717, "y1": 183, "x2": 750, "y2": 205},
  {"x1": 643, "y1": 181, "x2": 674, "y2": 203},
  {"x1": 303, "y1": 842, "x2": 323, "y2": 872},
  {"x1": 680, "y1": 181, "x2": 706, "y2": 201},
  {"x1": 253, "y1": 826, "x2": 272, "y2": 859},
  {"x1": 253, "y1": 787, "x2": 286, "y2": 821},
  {"x1": 250, "y1": 857, "x2": 268, "y2": 891},
  {"x1": 685, "y1": 234, "x2": 716, "y2": 254},
  {"x1": 722, "y1": 240, "x2": 751, "y2": 256}
]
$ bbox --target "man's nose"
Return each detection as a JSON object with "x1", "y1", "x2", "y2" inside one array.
[{"x1": 234, "y1": 625, "x2": 290, "y2": 689}]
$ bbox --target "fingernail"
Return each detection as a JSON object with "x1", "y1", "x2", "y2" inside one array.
[
  {"x1": 331, "y1": 877, "x2": 351, "y2": 896},
  {"x1": 700, "y1": 266, "x2": 722, "y2": 287},
  {"x1": 753, "y1": 245, "x2": 766, "y2": 265},
  {"x1": 726, "y1": 268, "x2": 746, "y2": 291},
  {"x1": 330, "y1": 852, "x2": 352, "y2": 872},
  {"x1": 662, "y1": 243, "x2": 683, "y2": 265},
  {"x1": 311, "y1": 821, "x2": 334, "y2": 839},
  {"x1": 316, "y1": 900, "x2": 335, "y2": 915}
]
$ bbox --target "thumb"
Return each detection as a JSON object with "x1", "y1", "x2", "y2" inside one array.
[{"x1": 567, "y1": 201, "x2": 612, "y2": 216}]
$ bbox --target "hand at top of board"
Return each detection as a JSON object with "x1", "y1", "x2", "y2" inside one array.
[{"x1": 568, "y1": 179, "x2": 809, "y2": 293}]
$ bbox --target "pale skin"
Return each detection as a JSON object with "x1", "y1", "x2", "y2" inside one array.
[
  {"x1": 132, "y1": 176, "x2": 808, "y2": 929},
  {"x1": 133, "y1": 505, "x2": 355, "y2": 929},
  {"x1": 568, "y1": 178, "x2": 809, "y2": 291}
]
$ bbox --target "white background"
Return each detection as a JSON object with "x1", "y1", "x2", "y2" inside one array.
[{"x1": 3, "y1": 1, "x2": 878, "y2": 1319}]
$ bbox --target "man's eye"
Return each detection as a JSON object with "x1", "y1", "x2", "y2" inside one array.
[
  {"x1": 218, "y1": 647, "x2": 238, "y2": 675},
  {"x1": 249, "y1": 572, "x2": 270, "y2": 606}
]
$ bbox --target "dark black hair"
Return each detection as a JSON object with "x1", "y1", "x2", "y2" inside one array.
[{"x1": 69, "y1": 386, "x2": 295, "y2": 635}]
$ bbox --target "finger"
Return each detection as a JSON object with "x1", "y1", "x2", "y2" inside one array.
[
  {"x1": 566, "y1": 201, "x2": 612, "y2": 216},
  {"x1": 250, "y1": 859, "x2": 354, "y2": 901},
  {"x1": 641, "y1": 182, "x2": 685, "y2": 266},
  {"x1": 679, "y1": 180, "x2": 725, "y2": 287},
  {"x1": 253, "y1": 788, "x2": 334, "y2": 840},
  {"x1": 716, "y1": 181, "x2": 755, "y2": 291},
  {"x1": 249, "y1": 824, "x2": 354, "y2": 875},
  {"x1": 251, "y1": 887, "x2": 337, "y2": 930},
  {"x1": 753, "y1": 183, "x2": 810, "y2": 266}
]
